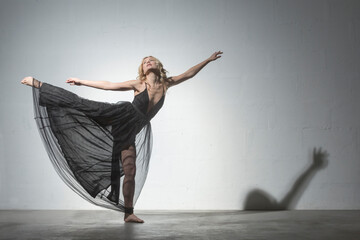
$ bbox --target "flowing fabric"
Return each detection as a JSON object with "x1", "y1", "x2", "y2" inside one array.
[{"x1": 32, "y1": 82, "x2": 165, "y2": 212}]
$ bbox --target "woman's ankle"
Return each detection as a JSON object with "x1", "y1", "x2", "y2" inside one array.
[
  {"x1": 33, "y1": 78, "x2": 42, "y2": 88},
  {"x1": 124, "y1": 206, "x2": 134, "y2": 214}
]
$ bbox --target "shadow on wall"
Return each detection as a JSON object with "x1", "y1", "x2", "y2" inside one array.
[{"x1": 243, "y1": 147, "x2": 329, "y2": 210}]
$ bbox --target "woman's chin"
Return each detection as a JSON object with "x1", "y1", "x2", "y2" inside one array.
[{"x1": 145, "y1": 68, "x2": 160, "y2": 75}]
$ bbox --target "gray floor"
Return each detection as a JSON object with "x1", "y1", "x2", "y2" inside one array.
[{"x1": 0, "y1": 210, "x2": 359, "y2": 240}]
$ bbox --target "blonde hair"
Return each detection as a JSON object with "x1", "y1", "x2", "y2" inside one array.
[{"x1": 137, "y1": 56, "x2": 170, "y2": 90}]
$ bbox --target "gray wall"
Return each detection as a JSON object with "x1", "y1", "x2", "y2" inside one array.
[{"x1": 1, "y1": 0, "x2": 359, "y2": 210}]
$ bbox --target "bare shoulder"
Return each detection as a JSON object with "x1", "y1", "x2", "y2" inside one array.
[
  {"x1": 165, "y1": 76, "x2": 179, "y2": 88},
  {"x1": 131, "y1": 79, "x2": 144, "y2": 92}
]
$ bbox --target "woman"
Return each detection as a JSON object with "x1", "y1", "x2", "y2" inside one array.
[{"x1": 21, "y1": 51, "x2": 223, "y2": 223}]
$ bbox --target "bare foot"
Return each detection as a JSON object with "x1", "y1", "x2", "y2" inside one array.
[
  {"x1": 124, "y1": 214, "x2": 144, "y2": 223},
  {"x1": 21, "y1": 76, "x2": 34, "y2": 86},
  {"x1": 21, "y1": 76, "x2": 42, "y2": 88}
]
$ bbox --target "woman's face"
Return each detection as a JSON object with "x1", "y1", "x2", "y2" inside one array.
[{"x1": 142, "y1": 57, "x2": 158, "y2": 74}]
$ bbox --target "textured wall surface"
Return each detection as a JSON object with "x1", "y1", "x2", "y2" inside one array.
[{"x1": 0, "y1": 0, "x2": 359, "y2": 210}]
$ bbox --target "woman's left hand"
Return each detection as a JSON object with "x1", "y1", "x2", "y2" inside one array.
[{"x1": 208, "y1": 51, "x2": 223, "y2": 62}]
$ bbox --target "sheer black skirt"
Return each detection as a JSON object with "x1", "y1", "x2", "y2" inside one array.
[{"x1": 32, "y1": 82, "x2": 152, "y2": 212}]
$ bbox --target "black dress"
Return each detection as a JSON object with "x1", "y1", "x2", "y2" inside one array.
[{"x1": 32, "y1": 81, "x2": 165, "y2": 212}]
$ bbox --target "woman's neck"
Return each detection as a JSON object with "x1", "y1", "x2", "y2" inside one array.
[{"x1": 145, "y1": 72, "x2": 160, "y2": 86}]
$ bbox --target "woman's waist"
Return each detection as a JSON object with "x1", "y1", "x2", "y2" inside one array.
[{"x1": 131, "y1": 103, "x2": 149, "y2": 120}]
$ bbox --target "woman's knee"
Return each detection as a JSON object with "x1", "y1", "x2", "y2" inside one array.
[{"x1": 121, "y1": 144, "x2": 136, "y2": 178}]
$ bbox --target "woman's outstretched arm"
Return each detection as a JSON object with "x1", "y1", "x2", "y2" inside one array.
[
  {"x1": 66, "y1": 78, "x2": 140, "y2": 91},
  {"x1": 168, "y1": 51, "x2": 223, "y2": 87}
]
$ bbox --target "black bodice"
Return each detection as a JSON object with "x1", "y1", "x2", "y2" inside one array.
[{"x1": 131, "y1": 85, "x2": 165, "y2": 121}]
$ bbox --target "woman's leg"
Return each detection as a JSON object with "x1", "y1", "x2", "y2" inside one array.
[
  {"x1": 21, "y1": 76, "x2": 42, "y2": 88},
  {"x1": 22, "y1": 76, "x2": 115, "y2": 122},
  {"x1": 121, "y1": 144, "x2": 144, "y2": 223}
]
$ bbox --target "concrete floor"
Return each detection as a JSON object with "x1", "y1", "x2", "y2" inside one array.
[{"x1": 0, "y1": 210, "x2": 359, "y2": 240}]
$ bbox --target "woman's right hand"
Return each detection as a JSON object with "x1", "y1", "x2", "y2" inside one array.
[{"x1": 66, "y1": 77, "x2": 82, "y2": 86}]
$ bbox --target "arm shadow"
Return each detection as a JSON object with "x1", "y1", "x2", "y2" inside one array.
[{"x1": 243, "y1": 147, "x2": 329, "y2": 211}]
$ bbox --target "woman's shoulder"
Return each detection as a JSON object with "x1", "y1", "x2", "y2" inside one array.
[
  {"x1": 132, "y1": 79, "x2": 145, "y2": 92},
  {"x1": 164, "y1": 76, "x2": 175, "y2": 89},
  {"x1": 131, "y1": 79, "x2": 143, "y2": 86}
]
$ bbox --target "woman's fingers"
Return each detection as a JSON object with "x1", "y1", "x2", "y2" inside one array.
[
  {"x1": 209, "y1": 51, "x2": 223, "y2": 61},
  {"x1": 66, "y1": 78, "x2": 80, "y2": 86},
  {"x1": 66, "y1": 79, "x2": 74, "y2": 85},
  {"x1": 66, "y1": 78, "x2": 76, "y2": 83}
]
